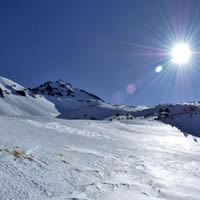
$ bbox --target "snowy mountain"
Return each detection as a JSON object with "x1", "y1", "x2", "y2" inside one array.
[
  {"x1": 1, "y1": 76, "x2": 200, "y2": 138},
  {"x1": 0, "y1": 76, "x2": 134, "y2": 119},
  {"x1": 133, "y1": 103, "x2": 200, "y2": 138},
  {"x1": 0, "y1": 76, "x2": 200, "y2": 199}
]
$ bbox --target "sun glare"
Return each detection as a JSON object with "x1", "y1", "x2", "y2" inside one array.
[{"x1": 170, "y1": 43, "x2": 192, "y2": 65}]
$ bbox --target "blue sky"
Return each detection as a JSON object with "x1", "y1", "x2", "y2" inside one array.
[{"x1": 1, "y1": 0, "x2": 200, "y2": 105}]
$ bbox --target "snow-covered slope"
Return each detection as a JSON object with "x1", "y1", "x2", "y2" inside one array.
[
  {"x1": 0, "y1": 116, "x2": 199, "y2": 200},
  {"x1": 133, "y1": 103, "x2": 200, "y2": 137},
  {"x1": 0, "y1": 77, "x2": 59, "y2": 117}
]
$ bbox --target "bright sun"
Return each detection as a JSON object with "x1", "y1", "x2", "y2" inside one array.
[{"x1": 170, "y1": 43, "x2": 192, "y2": 65}]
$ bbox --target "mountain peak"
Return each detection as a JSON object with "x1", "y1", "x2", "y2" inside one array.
[{"x1": 31, "y1": 79, "x2": 74, "y2": 97}]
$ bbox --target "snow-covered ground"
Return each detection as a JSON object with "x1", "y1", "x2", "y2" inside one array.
[{"x1": 0, "y1": 116, "x2": 199, "y2": 200}]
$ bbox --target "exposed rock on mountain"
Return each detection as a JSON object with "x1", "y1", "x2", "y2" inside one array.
[{"x1": 0, "y1": 87, "x2": 4, "y2": 98}]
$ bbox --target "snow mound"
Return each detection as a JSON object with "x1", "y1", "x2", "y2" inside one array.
[{"x1": 0, "y1": 77, "x2": 58, "y2": 117}]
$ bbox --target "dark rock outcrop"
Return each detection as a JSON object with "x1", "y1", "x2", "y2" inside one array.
[
  {"x1": 0, "y1": 87, "x2": 4, "y2": 98},
  {"x1": 15, "y1": 90, "x2": 26, "y2": 96}
]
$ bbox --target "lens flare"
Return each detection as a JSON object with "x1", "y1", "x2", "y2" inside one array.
[
  {"x1": 126, "y1": 83, "x2": 136, "y2": 95},
  {"x1": 170, "y1": 43, "x2": 192, "y2": 65},
  {"x1": 155, "y1": 65, "x2": 163, "y2": 73}
]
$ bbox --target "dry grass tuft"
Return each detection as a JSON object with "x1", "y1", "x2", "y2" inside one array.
[
  {"x1": 12, "y1": 148, "x2": 34, "y2": 161},
  {"x1": 0, "y1": 145, "x2": 34, "y2": 161}
]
